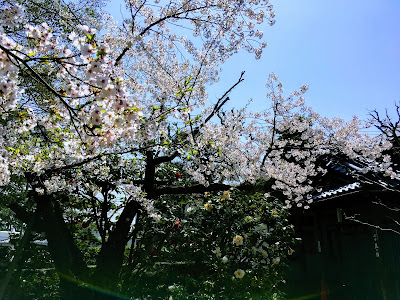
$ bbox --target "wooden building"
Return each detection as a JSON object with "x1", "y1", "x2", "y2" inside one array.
[{"x1": 284, "y1": 158, "x2": 400, "y2": 300}]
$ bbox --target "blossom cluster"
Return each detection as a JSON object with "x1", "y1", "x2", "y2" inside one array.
[{"x1": 0, "y1": 1, "x2": 395, "y2": 214}]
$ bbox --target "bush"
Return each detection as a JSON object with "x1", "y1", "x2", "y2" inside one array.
[{"x1": 121, "y1": 191, "x2": 296, "y2": 299}]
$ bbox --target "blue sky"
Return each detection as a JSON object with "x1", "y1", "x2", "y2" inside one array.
[{"x1": 106, "y1": 0, "x2": 400, "y2": 125}]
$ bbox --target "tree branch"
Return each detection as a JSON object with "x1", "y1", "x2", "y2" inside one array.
[
  {"x1": 343, "y1": 212, "x2": 400, "y2": 235},
  {"x1": 153, "y1": 151, "x2": 179, "y2": 165},
  {"x1": 156, "y1": 183, "x2": 233, "y2": 196},
  {"x1": 203, "y1": 71, "x2": 245, "y2": 125},
  {"x1": 115, "y1": 4, "x2": 214, "y2": 65}
]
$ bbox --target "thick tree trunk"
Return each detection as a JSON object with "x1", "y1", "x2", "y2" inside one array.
[
  {"x1": 0, "y1": 214, "x2": 34, "y2": 300},
  {"x1": 35, "y1": 194, "x2": 90, "y2": 299},
  {"x1": 91, "y1": 200, "x2": 140, "y2": 299},
  {"x1": 90, "y1": 151, "x2": 157, "y2": 298}
]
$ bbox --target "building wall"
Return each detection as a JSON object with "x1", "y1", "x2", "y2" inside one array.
[{"x1": 284, "y1": 204, "x2": 400, "y2": 300}]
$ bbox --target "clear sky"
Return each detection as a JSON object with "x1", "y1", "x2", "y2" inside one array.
[{"x1": 105, "y1": 0, "x2": 400, "y2": 125}]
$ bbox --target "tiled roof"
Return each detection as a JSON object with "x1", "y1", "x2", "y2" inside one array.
[
  {"x1": 314, "y1": 182, "x2": 361, "y2": 200},
  {"x1": 313, "y1": 156, "x2": 400, "y2": 201}
]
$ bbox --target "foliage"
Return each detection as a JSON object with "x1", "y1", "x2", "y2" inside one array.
[
  {"x1": 121, "y1": 191, "x2": 296, "y2": 299},
  {"x1": 1, "y1": 233, "x2": 60, "y2": 299}
]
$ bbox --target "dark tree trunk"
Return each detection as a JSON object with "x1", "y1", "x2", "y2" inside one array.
[
  {"x1": 0, "y1": 214, "x2": 35, "y2": 300},
  {"x1": 35, "y1": 194, "x2": 90, "y2": 299},
  {"x1": 91, "y1": 200, "x2": 140, "y2": 299},
  {"x1": 90, "y1": 151, "x2": 157, "y2": 299}
]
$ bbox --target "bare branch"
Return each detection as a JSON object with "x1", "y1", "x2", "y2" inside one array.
[
  {"x1": 203, "y1": 71, "x2": 245, "y2": 125},
  {"x1": 343, "y1": 212, "x2": 400, "y2": 235},
  {"x1": 372, "y1": 198, "x2": 400, "y2": 212}
]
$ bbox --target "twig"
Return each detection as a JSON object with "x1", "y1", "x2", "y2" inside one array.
[{"x1": 343, "y1": 212, "x2": 400, "y2": 235}]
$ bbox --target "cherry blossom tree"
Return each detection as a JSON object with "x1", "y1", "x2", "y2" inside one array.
[
  {"x1": 0, "y1": 0, "x2": 395, "y2": 299},
  {"x1": 335, "y1": 105, "x2": 400, "y2": 236}
]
